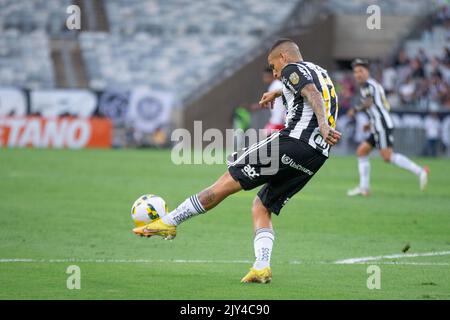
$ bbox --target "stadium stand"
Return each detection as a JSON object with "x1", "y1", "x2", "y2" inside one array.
[
  {"x1": 80, "y1": 0, "x2": 301, "y2": 98},
  {"x1": 0, "y1": 0, "x2": 448, "y2": 154},
  {"x1": 332, "y1": 2, "x2": 450, "y2": 112},
  {"x1": 79, "y1": 32, "x2": 257, "y2": 96},
  {"x1": 0, "y1": 0, "x2": 71, "y2": 89},
  {"x1": 381, "y1": 6, "x2": 450, "y2": 111},
  {"x1": 0, "y1": 30, "x2": 55, "y2": 89},
  {"x1": 0, "y1": 0, "x2": 301, "y2": 99},
  {"x1": 0, "y1": 0, "x2": 70, "y2": 34}
]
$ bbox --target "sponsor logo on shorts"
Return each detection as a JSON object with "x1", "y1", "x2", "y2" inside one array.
[
  {"x1": 241, "y1": 164, "x2": 260, "y2": 179},
  {"x1": 281, "y1": 154, "x2": 314, "y2": 176},
  {"x1": 312, "y1": 133, "x2": 329, "y2": 150}
]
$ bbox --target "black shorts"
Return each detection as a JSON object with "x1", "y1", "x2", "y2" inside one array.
[
  {"x1": 366, "y1": 128, "x2": 394, "y2": 149},
  {"x1": 227, "y1": 132, "x2": 327, "y2": 215}
]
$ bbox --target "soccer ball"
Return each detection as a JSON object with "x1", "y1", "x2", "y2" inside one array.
[{"x1": 131, "y1": 194, "x2": 168, "y2": 227}]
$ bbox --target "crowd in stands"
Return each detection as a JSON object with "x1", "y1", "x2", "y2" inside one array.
[{"x1": 335, "y1": 4, "x2": 450, "y2": 112}]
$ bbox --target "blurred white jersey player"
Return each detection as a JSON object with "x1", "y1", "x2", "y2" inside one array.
[
  {"x1": 262, "y1": 67, "x2": 286, "y2": 135},
  {"x1": 348, "y1": 59, "x2": 429, "y2": 196}
]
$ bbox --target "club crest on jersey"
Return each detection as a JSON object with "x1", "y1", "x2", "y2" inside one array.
[{"x1": 289, "y1": 72, "x2": 299, "y2": 85}]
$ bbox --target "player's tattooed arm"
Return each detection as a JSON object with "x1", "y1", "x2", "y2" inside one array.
[
  {"x1": 301, "y1": 83, "x2": 342, "y2": 146},
  {"x1": 301, "y1": 84, "x2": 327, "y2": 127}
]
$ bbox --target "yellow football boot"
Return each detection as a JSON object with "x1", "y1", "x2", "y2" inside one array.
[
  {"x1": 133, "y1": 219, "x2": 176, "y2": 240},
  {"x1": 240, "y1": 267, "x2": 272, "y2": 284}
]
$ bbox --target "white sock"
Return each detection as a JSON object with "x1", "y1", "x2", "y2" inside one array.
[
  {"x1": 252, "y1": 228, "x2": 275, "y2": 270},
  {"x1": 358, "y1": 156, "x2": 370, "y2": 191},
  {"x1": 390, "y1": 153, "x2": 423, "y2": 176},
  {"x1": 161, "y1": 195, "x2": 206, "y2": 226}
]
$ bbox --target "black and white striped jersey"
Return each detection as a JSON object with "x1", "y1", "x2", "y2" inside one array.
[
  {"x1": 360, "y1": 78, "x2": 394, "y2": 133},
  {"x1": 280, "y1": 61, "x2": 339, "y2": 157}
]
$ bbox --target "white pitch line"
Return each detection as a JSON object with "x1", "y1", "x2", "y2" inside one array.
[
  {"x1": 357, "y1": 261, "x2": 450, "y2": 266},
  {"x1": 334, "y1": 250, "x2": 450, "y2": 264},
  {"x1": 1, "y1": 251, "x2": 450, "y2": 267},
  {"x1": 0, "y1": 258, "x2": 253, "y2": 264}
]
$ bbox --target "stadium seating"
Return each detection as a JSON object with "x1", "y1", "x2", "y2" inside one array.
[
  {"x1": 1, "y1": 0, "x2": 444, "y2": 103},
  {"x1": 104, "y1": 0, "x2": 297, "y2": 36},
  {"x1": 79, "y1": 32, "x2": 259, "y2": 96},
  {"x1": 0, "y1": 0, "x2": 301, "y2": 97},
  {"x1": 404, "y1": 25, "x2": 449, "y2": 59},
  {"x1": 0, "y1": 0, "x2": 72, "y2": 89},
  {"x1": 0, "y1": 30, "x2": 54, "y2": 89},
  {"x1": 0, "y1": 0, "x2": 70, "y2": 34},
  {"x1": 81, "y1": 0, "x2": 300, "y2": 98}
]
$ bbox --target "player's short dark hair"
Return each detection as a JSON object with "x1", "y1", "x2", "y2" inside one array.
[
  {"x1": 351, "y1": 58, "x2": 370, "y2": 70},
  {"x1": 263, "y1": 67, "x2": 273, "y2": 73},
  {"x1": 269, "y1": 38, "x2": 296, "y2": 54}
]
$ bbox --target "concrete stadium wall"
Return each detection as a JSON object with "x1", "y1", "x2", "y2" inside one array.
[{"x1": 332, "y1": 14, "x2": 416, "y2": 60}]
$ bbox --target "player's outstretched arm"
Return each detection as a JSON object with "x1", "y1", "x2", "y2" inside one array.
[
  {"x1": 259, "y1": 89, "x2": 282, "y2": 109},
  {"x1": 301, "y1": 83, "x2": 341, "y2": 146}
]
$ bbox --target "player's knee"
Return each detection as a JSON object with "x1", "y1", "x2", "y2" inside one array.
[
  {"x1": 380, "y1": 151, "x2": 391, "y2": 162},
  {"x1": 356, "y1": 146, "x2": 368, "y2": 157},
  {"x1": 214, "y1": 172, "x2": 241, "y2": 194},
  {"x1": 252, "y1": 197, "x2": 270, "y2": 218},
  {"x1": 356, "y1": 149, "x2": 364, "y2": 157}
]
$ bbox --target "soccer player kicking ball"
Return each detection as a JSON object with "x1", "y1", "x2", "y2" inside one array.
[
  {"x1": 133, "y1": 39, "x2": 341, "y2": 283},
  {"x1": 347, "y1": 59, "x2": 429, "y2": 197}
]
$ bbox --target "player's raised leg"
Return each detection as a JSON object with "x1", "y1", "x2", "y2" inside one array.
[
  {"x1": 379, "y1": 148, "x2": 429, "y2": 191},
  {"x1": 132, "y1": 171, "x2": 242, "y2": 238},
  {"x1": 348, "y1": 141, "x2": 372, "y2": 196},
  {"x1": 241, "y1": 196, "x2": 274, "y2": 284}
]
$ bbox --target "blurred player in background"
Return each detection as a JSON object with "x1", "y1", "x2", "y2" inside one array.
[
  {"x1": 232, "y1": 105, "x2": 252, "y2": 149},
  {"x1": 262, "y1": 67, "x2": 286, "y2": 135},
  {"x1": 347, "y1": 59, "x2": 429, "y2": 197}
]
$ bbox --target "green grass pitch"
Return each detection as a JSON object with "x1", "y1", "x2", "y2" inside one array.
[{"x1": 0, "y1": 148, "x2": 449, "y2": 299}]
